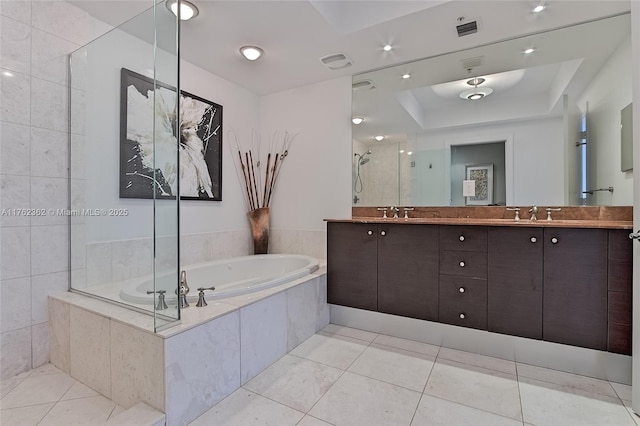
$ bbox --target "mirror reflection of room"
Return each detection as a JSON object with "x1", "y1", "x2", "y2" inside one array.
[{"x1": 352, "y1": 13, "x2": 632, "y2": 208}]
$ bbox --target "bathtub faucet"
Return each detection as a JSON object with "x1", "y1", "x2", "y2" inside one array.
[
  {"x1": 146, "y1": 290, "x2": 168, "y2": 310},
  {"x1": 177, "y1": 270, "x2": 190, "y2": 308},
  {"x1": 196, "y1": 287, "x2": 216, "y2": 307}
]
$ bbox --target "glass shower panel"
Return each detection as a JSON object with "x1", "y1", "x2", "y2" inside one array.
[{"x1": 69, "y1": 1, "x2": 180, "y2": 331}]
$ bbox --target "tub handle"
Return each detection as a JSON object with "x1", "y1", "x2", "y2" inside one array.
[
  {"x1": 146, "y1": 290, "x2": 168, "y2": 311},
  {"x1": 196, "y1": 286, "x2": 216, "y2": 307}
]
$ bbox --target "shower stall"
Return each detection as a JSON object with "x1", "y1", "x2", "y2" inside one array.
[{"x1": 69, "y1": 1, "x2": 180, "y2": 331}]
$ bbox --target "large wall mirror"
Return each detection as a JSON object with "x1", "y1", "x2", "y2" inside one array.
[{"x1": 352, "y1": 13, "x2": 632, "y2": 208}]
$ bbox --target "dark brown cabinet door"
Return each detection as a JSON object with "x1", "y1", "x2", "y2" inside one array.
[
  {"x1": 487, "y1": 227, "x2": 543, "y2": 339},
  {"x1": 378, "y1": 224, "x2": 439, "y2": 321},
  {"x1": 543, "y1": 228, "x2": 608, "y2": 350},
  {"x1": 327, "y1": 222, "x2": 378, "y2": 311},
  {"x1": 608, "y1": 229, "x2": 633, "y2": 355}
]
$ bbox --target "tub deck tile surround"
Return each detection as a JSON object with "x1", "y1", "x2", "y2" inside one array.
[{"x1": 48, "y1": 265, "x2": 329, "y2": 426}]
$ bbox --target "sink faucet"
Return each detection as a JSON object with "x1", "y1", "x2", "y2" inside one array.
[
  {"x1": 390, "y1": 206, "x2": 400, "y2": 219},
  {"x1": 529, "y1": 206, "x2": 538, "y2": 221}
]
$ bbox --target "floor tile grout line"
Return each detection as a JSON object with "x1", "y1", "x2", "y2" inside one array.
[
  {"x1": 236, "y1": 386, "x2": 307, "y2": 420},
  {"x1": 515, "y1": 361, "x2": 527, "y2": 425},
  {"x1": 368, "y1": 340, "x2": 441, "y2": 359},
  {"x1": 416, "y1": 392, "x2": 527, "y2": 425}
]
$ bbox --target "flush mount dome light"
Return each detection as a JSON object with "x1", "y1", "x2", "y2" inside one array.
[
  {"x1": 166, "y1": 0, "x2": 199, "y2": 20},
  {"x1": 240, "y1": 46, "x2": 264, "y2": 61},
  {"x1": 374, "y1": 135, "x2": 385, "y2": 141},
  {"x1": 352, "y1": 117, "x2": 364, "y2": 125},
  {"x1": 383, "y1": 44, "x2": 392, "y2": 51},
  {"x1": 533, "y1": 4, "x2": 546, "y2": 13},
  {"x1": 523, "y1": 47, "x2": 536, "y2": 54}
]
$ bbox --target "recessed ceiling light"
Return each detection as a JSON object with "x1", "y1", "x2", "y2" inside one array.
[
  {"x1": 533, "y1": 4, "x2": 545, "y2": 13},
  {"x1": 166, "y1": 0, "x2": 199, "y2": 20},
  {"x1": 2, "y1": 71, "x2": 14, "y2": 77},
  {"x1": 407, "y1": 151, "x2": 413, "y2": 156},
  {"x1": 352, "y1": 117, "x2": 364, "y2": 125},
  {"x1": 383, "y1": 44, "x2": 392, "y2": 51},
  {"x1": 523, "y1": 47, "x2": 536, "y2": 54},
  {"x1": 374, "y1": 135, "x2": 385, "y2": 141},
  {"x1": 402, "y1": 73, "x2": 411, "y2": 79},
  {"x1": 240, "y1": 46, "x2": 264, "y2": 61}
]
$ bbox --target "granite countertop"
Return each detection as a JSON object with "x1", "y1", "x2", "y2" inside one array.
[{"x1": 326, "y1": 217, "x2": 633, "y2": 229}]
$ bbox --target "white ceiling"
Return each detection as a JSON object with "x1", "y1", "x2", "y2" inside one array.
[{"x1": 70, "y1": 0, "x2": 631, "y2": 96}]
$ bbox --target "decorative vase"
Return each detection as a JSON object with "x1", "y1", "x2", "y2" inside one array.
[{"x1": 247, "y1": 207, "x2": 270, "y2": 254}]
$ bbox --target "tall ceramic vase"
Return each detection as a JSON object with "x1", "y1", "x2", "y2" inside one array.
[{"x1": 247, "y1": 207, "x2": 270, "y2": 254}]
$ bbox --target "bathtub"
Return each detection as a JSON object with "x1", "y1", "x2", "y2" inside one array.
[{"x1": 119, "y1": 254, "x2": 319, "y2": 305}]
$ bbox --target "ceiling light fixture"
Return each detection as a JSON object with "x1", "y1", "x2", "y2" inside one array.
[
  {"x1": 523, "y1": 47, "x2": 536, "y2": 54},
  {"x1": 402, "y1": 73, "x2": 411, "y2": 79},
  {"x1": 533, "y1": 4, "x2": 546, "y2": 13},
  {"x1": 2, "y1": 71, "x2": 14, "y2": 77},
  {"x1": 166, "y1": 0, "x2": 199, "y2": 20},
  {"x1": 383, "y1": 44, "x2": 392, "y2": 51},
  {"x1": 240, "y1": 46, "x2": 264, "y2": 61},
  {"x1": 459, "y1": 76, "x2": 493, "y2": 100},
  {"x1": 374, "y1": 135, "x2": 385, "y2": 141},
  {"x1": 352, "y1": 117, "x2": 364, "y2": 125}
]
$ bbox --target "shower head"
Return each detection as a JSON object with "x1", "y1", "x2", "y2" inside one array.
[{"x1": 355, "y1": 150, "x2": 372, "y2": 166}]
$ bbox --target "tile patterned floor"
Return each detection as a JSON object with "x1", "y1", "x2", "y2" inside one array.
[
  {"x1": 192, "y1": 324, "x2": 639, "y2": 426},
  {"x1": 2, "y1": 324, "x2": 638, "y2": 426},
  {"x1": 0, "y1": 363, "x2": 125, "y2": 425}
]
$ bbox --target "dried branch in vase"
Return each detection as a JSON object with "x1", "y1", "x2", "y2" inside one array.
[{"x1": 229, "y1": 129, "x2": 297, "y2": 211}]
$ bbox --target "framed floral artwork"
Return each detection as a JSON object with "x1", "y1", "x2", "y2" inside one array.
[
  {"x1": 119, "y1": 68, "x2": 222, "y2": 201},
  {"x1": 465, "y1": 163, "x2": 493, "y2": 205}
]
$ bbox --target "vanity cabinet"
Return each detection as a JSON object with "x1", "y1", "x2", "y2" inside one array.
[
  {"x1": 438, "y1": 226, "x2": 488, "y2": 330},
  {"x1": 377, "y1": 224, "x2": 439, "y2": 321},
  {"x1": 543, "y1": 228, "x2": 608, "y2": 351},
  {"x1": 327, "y1": 220, "x2": 632, "y2": 355},
  {"x1": 607, "y1": 229, "x2": 633, "y2": 355},
  {"x1": 327, "y1": 222, "x2": 377, "y2": 311},
  {"x1": 487, "y1": 227, "x2": 543, "y2": 339},
  {"x1": 326, "y1": 222, "x2": 439, "y2": 319}
]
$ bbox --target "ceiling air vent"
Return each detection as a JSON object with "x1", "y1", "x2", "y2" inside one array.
[
  {"x1": 352, "y1": 80, "x2": 375, "y2": 91},
  {"x1": 320, "y1": 53, "x2": 353, "y2": 70},
  {"x1": 456, "y1": 18, "x2": 478, "y2": 37}
]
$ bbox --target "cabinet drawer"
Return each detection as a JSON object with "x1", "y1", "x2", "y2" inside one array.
[
  {"x1": 440, "y1": 226, "x2": 487, "y2": 252},
  {"x1": 439, "y1": 276, "x2": 487, "y2": 330},
  {"x1": 440, "y1": 250, "x2": 487, "y2": 278},
  {"x1": 608, "y1": 291, "x2": 631, "y2": 325},
  {"x1": 608, "y1": 323, "x2": 631, "y2": 355}
]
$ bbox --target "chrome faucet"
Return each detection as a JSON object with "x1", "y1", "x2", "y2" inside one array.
[
  {"x1": 177, "y1": 270, "x2": 190, "y2": 308},
  {"x1": 506, "y1": 207, "x2": 520, "y2": 221},
  {"x1": 390, "y1": 206, "x2": 400, "y2": 218},
  {"x1": 529, "y1": 206, "x2": 538, "y2": 221}
]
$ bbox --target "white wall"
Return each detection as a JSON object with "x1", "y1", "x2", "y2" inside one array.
[
  {"x1": 258, "y1": 77, "x2": 352, "y2": 231},
  {"x1": 577, "y1": 35, "x2": 633, "y2": 206}
]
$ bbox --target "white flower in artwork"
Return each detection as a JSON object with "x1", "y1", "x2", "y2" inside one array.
[{"x1": 126, "y1": 85, "x2": 214, "y2": 198}]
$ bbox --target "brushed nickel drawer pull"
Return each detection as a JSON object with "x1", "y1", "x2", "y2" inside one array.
[
  {"x1": 459, "y1": 235, "x2": 465, "y2": 242},
  {"x1": 367, "y1": 230, "x2": 373, "y2": 236},
  {"x1": 530, "y1": 236, "x2": 537, "y2": 243},
  {"x1": 380, "y1": 230, "x2": 386, "y2": 236},
  {"x1": 459, "y1": 261, "x2": 465, "y2": 267},
  {"x1": 459, "y1": 313, "x2": 466, "y2": 319},
  {"x1": 551, "y1": 237, "x2": 558, "y2": 244},
  {"x1": 459, "y1": 287, "x2": 465, "y2": 293}
]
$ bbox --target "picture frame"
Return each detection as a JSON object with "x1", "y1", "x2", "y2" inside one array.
[
  {"x1": 119, "y1": 68, "x2": 222, "y2": 201},
  {"x1": 465, "y1": 163, "x2": 493, "y2": 205}
]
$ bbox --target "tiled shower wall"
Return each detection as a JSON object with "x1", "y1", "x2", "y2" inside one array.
[{"x1": 0, "y1": 1, "x2": 111, "y2": 379}]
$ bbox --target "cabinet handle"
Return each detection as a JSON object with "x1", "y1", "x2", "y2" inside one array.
[
  {"x1": 459, "y1": 235, "x2": 465, "y2": 242},
  {"x1": 367, "y1": 230, "x2": 373, "y2": 236},
  {"x1": 459, "y1": 261, "x2": 465, "y2": 267},
  {"x1": 551, "y1": 237, "x2": 558, "y2": 244},
  {"x1": 380, "y1": 230, "x2": 386, "y2": 236},
  {"x1": 459, "y1": 313, "x2": 466, "y2": 319},
  {"x1": 459, "y1": 287, "x2": 465, "y2": 293},
  {"x1": 530, "y1": 237, "x2": 537, "y2": 243}
]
